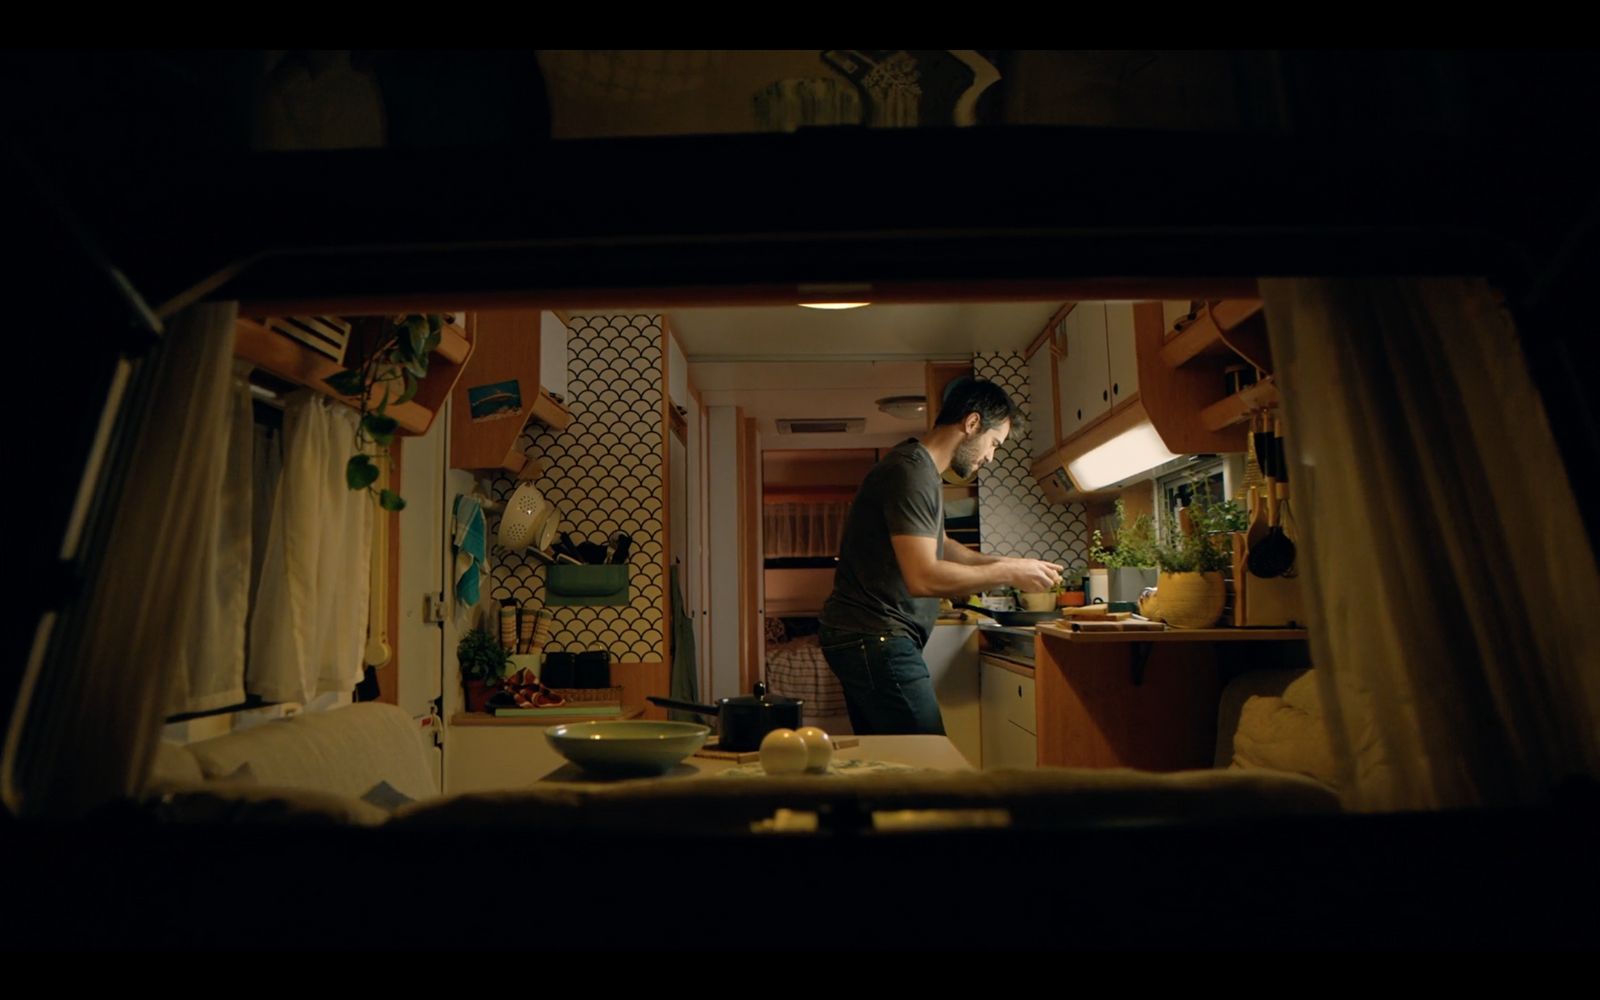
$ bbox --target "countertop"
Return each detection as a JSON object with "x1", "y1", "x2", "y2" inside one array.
[{"x1": 537, "y1": 734, "x2": 975, "y2": 785}]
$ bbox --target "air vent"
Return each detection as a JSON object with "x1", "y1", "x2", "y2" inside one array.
[
  {"x1": 776, "y1": 418, "x2": 866, "y2": 435},
  {"x1": 266, "y1": 315, "x2": 352, "y2": 364}
]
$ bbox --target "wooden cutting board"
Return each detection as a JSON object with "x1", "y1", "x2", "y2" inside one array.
[{"x1": 694, "y1": 736, "x2": 860, "y2": 763}]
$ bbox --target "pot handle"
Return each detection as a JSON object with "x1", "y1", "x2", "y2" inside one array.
[{"x1": 646, "y1": 696, "x2": 719, "y2": 717}]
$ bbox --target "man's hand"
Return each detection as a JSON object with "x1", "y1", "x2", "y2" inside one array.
[{"x1": 1006, "y1": 558, "x2": 1064, "y2": 593}]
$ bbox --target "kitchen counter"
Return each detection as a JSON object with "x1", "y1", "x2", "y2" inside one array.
[
  {"x1": 536, "y1": 734, "x2": 975, "y2": 785},
  {"x1": 1033, "y1": 623, "x2": 1310, "y2": 771}
]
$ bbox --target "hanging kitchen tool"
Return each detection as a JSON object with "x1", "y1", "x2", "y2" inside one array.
[
  {"x1": 1247, "y1": 429, "x2": 1297, "y2": 580},
  {"x1": 496, "y1": 482, "x2": 549, "y2": 553}
]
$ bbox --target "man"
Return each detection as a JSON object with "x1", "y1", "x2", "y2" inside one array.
[{"x1": 818, "y1": 377, "x2": 1063, "y2": 735}]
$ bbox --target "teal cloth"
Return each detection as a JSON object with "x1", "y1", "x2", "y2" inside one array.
[
  {"x1": 667, "y1": 565, "x2": 700, "y2": 724},
  {"x1": 453, "y1": 494, "x2": 487, "y2": 608}
]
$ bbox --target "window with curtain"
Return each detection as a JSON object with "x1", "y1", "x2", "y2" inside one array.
[{"x1": 763, "y1": 500, "x2": 851, "y2": 559}]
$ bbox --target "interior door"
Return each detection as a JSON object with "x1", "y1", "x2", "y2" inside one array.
[{"x1": 398, "y1": 395, "x2": 450, "y2": 792}]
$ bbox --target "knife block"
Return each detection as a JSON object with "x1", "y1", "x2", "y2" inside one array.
[{"x1": 1231, "y1": 532, "x2": 1307, "y2": 627}]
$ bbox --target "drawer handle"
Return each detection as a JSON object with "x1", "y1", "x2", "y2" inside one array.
[{"x1": 1017, "y1": 685, "x2": 1023, "y2": 698}]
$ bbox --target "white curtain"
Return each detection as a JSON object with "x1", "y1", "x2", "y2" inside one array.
[
  {"x1": 248, "y1": 392, "x2": 372, "y2": 704},
  {"x1": 1260, "y1": 278, "x2": 1600, "y2": 812},
  {"x1": 763, "y1": 501, "x2": 850, "y2": 558},
  {"x1": 164, "y1": 360, "x2": 256, "y2": 715},
  {"x1": 4, "y1": 302, "x2": 241, "y2": 817}
]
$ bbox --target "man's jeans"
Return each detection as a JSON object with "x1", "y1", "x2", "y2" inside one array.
[{"x1": 817, "y1": 627, "x2": 946, "y2": 736}]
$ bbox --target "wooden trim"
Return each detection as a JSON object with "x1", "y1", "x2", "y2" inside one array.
[
  {"x1": 376, "y1": 439, "x2": 401, "y2": 706},
  {"x1": 1023, "y1": 302, "x2": 1074, "y2": 361},
  {"x1": 738, "y1": 416, "x2": 763, "y2": 693},
  {"x1": 551, "y1": 309, "x2": 574, "y2": 329},
  {"x1": 233, "y1": 278, "x2": 1263, "y2": 316},
  {"x1": 1131, "y1": 302, "x2": 1248, "y2": 455},
  {"x1": 661, "y1": 323, "x2": 674, "y2": 687},
  {"x1": 611, "y1": 661, "x2": 672, "y2": 720}
]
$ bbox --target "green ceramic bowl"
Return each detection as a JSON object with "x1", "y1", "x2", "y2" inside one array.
[{"x1": 544, "y1": 720, "x2": 710, "y2": 775}]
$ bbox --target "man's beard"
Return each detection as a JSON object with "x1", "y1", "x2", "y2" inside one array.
[{"x1": 951, "y1": 435, "x2": 985, "y2": 479}]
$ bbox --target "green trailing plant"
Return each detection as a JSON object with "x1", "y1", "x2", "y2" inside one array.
[
  {"x1": 456, "y1": 627, "x2": 511, "y2": 684},
  {"x1": 1090, "y1": 499, "x2": 1159, "y2": 569},
  {"x1": 1153, "y1": 477, "x2": 1248, "y2": 574},
  {"x1": 324, "y1": 313, "x2": 446, "y2": 511}
]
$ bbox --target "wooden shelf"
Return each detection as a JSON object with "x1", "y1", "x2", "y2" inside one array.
[
  {"x1": 531, "y1": 389, "x2": 572, "y2": 432},
  {"x1": 1199, "y1": 377, "x2": 1281, "y2": 431},
  {"x1": 451, "y1": 706, "x2": 644, "y2": 726},
  {"x1": 451, "y1": 309, "x2": 571, "y2": 472},
  {"x1": 1158, "y1": 300, "x2": 1270, "y2": 373},
  {"x1": 235, "y1": 315, "x2": 473, "y2": 437}
]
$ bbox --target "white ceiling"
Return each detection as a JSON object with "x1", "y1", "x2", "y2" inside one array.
[
  {"x1": 691, "y1": 360, "x2": 929, "y2": 449},
  {"x1": 667, "y1": 301, "x2": 1061, "y2": 361},
  {"x1": 674, "y1": 301, "x2": 1061, "y2": 449}
]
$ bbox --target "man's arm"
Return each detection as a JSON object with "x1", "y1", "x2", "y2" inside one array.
[
  {"x1": 891, "y1": 535, "x2": 1062, "y2": 599},
  {"x1": 942, "y1": 534, "x2": 1005, "y2": 566}
]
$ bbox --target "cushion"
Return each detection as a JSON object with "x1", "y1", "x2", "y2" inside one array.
[
  {"x1": 764, "y1": 616, "x2": 788, "y2": 645},
  {"x1": 1226, "y1": 670, "x2": 1341, "y2": 791},
  {"x1": 360, "y1": 779, "x2": 417, "y2": 813},
  {"x1": 184, "y1": 702, "x2": 436, "y2": 803},
  {"x1": 148, "y1": 784, "x2": 390, "y2": 826}
]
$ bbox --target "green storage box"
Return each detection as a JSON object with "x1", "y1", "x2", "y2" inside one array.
[{"x1": 547, "y1": 564, "x2": 629, "y2": 606}]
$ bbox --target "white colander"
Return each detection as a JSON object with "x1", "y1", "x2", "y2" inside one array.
[{"x1": 497, "y1": 482, "x2": 549, "y2": 552}]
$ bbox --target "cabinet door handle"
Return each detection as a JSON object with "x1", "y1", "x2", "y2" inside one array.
[
  {"x1": 1017, "y1": 685, "x2": 1023, "y2": 698},
  {"x1": 1102, "y1": 389, "x2": 1108, "y2": 401},
  {"x1": 1113, "y1": 382, "x2": 1119, "y2": 395},
  {"x1": 1076, "y1": 408, "x2": 1082, "y2": 420}
]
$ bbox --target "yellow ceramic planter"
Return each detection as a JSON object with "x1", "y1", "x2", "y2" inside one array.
[{"x1": 1155, "y1": 571, "x2": 1225, "y2": 629}]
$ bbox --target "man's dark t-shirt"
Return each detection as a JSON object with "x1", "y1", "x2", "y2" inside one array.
[{"x1": 820, "y1": 439, "x2": 944, "y2": 649}]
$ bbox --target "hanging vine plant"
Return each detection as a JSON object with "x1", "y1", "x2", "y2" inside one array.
[{"x1": 324, "y1": 313, "x2": 444, "y2": 511}]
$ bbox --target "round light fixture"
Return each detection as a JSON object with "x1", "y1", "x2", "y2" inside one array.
[
  {"x1": 798, "y1": 302, "x2": 871, "y2": 310},
  {"x1": 876, "y1": 395, "x2": 927, "y2": 421}
]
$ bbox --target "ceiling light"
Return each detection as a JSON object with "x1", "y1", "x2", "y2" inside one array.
[
  {"x1": 875, "y1": 395, "x2": 927, "y2": 421},
  {"x1": 799, "y1": 302, "x2": 871, "y2": 310}
]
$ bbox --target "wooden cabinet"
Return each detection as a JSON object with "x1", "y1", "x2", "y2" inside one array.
[
  {"x1": 234, "y1": 314, "x2": 474, "y2": 438},
  {"x1": 1105, "y1": 303, "x2": 1139, "y2": 407},
  {"x1": 926, "y1": 625, "x2": 982, "y2": 768},
  {"x1": 980, "y1": 657, "x2": 1037, "y2": 770},
  {"x1": 449, "y1": 309, "x2": 573, "y2": 475},
  {"x1": 1057, "y1": 302, "x2": 1111, "y2": 439},
  {"x1": 1026, "y1": 334, "x2": 1058, "y2": 459}
]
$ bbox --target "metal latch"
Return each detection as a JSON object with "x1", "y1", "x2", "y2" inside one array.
[{"x1": 423, "y1": 592, "x2": 446, "y2": 623}]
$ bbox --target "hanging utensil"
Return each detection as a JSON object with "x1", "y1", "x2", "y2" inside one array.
[{"x1": 1247, "y1": 457, "x2": 1297, "y2": 579}]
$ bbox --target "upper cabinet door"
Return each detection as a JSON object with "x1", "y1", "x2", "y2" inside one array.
[
  {"x1": 1105, "y1": 303, "x2": 1139, "y2": 407},
  {"x1": 539, "y1": 311, "x2": 568, "y2": 400},
  {"x1": 1057, "y1": 302, "x2": 1110, "y2": 440},
  {"x1": 668, "y1": 332, "x2": 688, "y2": 408},
  {"x1": 1027, "y1": 336, "x2": 1058, "y2": 459}
]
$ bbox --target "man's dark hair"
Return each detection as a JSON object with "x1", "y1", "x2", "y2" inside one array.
[{"x1": 933, "y1": 376, "x2": 1023, "y2": 431}]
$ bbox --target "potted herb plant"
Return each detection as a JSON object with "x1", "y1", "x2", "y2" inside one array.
[
  {"x1": 1150, "y1": 479, "x2": 1248, "y2": 629},
  {"x1": 1054, "y1": 565, "x2": 1088, "y2": 607},
  {"x1": 1089, "y1": 499, "x2": 1160, "y2": 603},
  {"x1": 456, "y1": 627, "x2": 511, "y2": 712}
]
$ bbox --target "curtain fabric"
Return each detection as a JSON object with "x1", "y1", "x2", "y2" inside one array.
[
  {"x1": 763, "y1": 501, "x2": 850, "y2": 558},
  {"x1": 248, "y1": 392, "x2": 373, "y2": 705},
  {"x1": 4, "y1": 303, "x2": 241, "y2": 817},
  {"x1": 1260, "y1": 278, "x2": 1600, "y2": 811}
]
